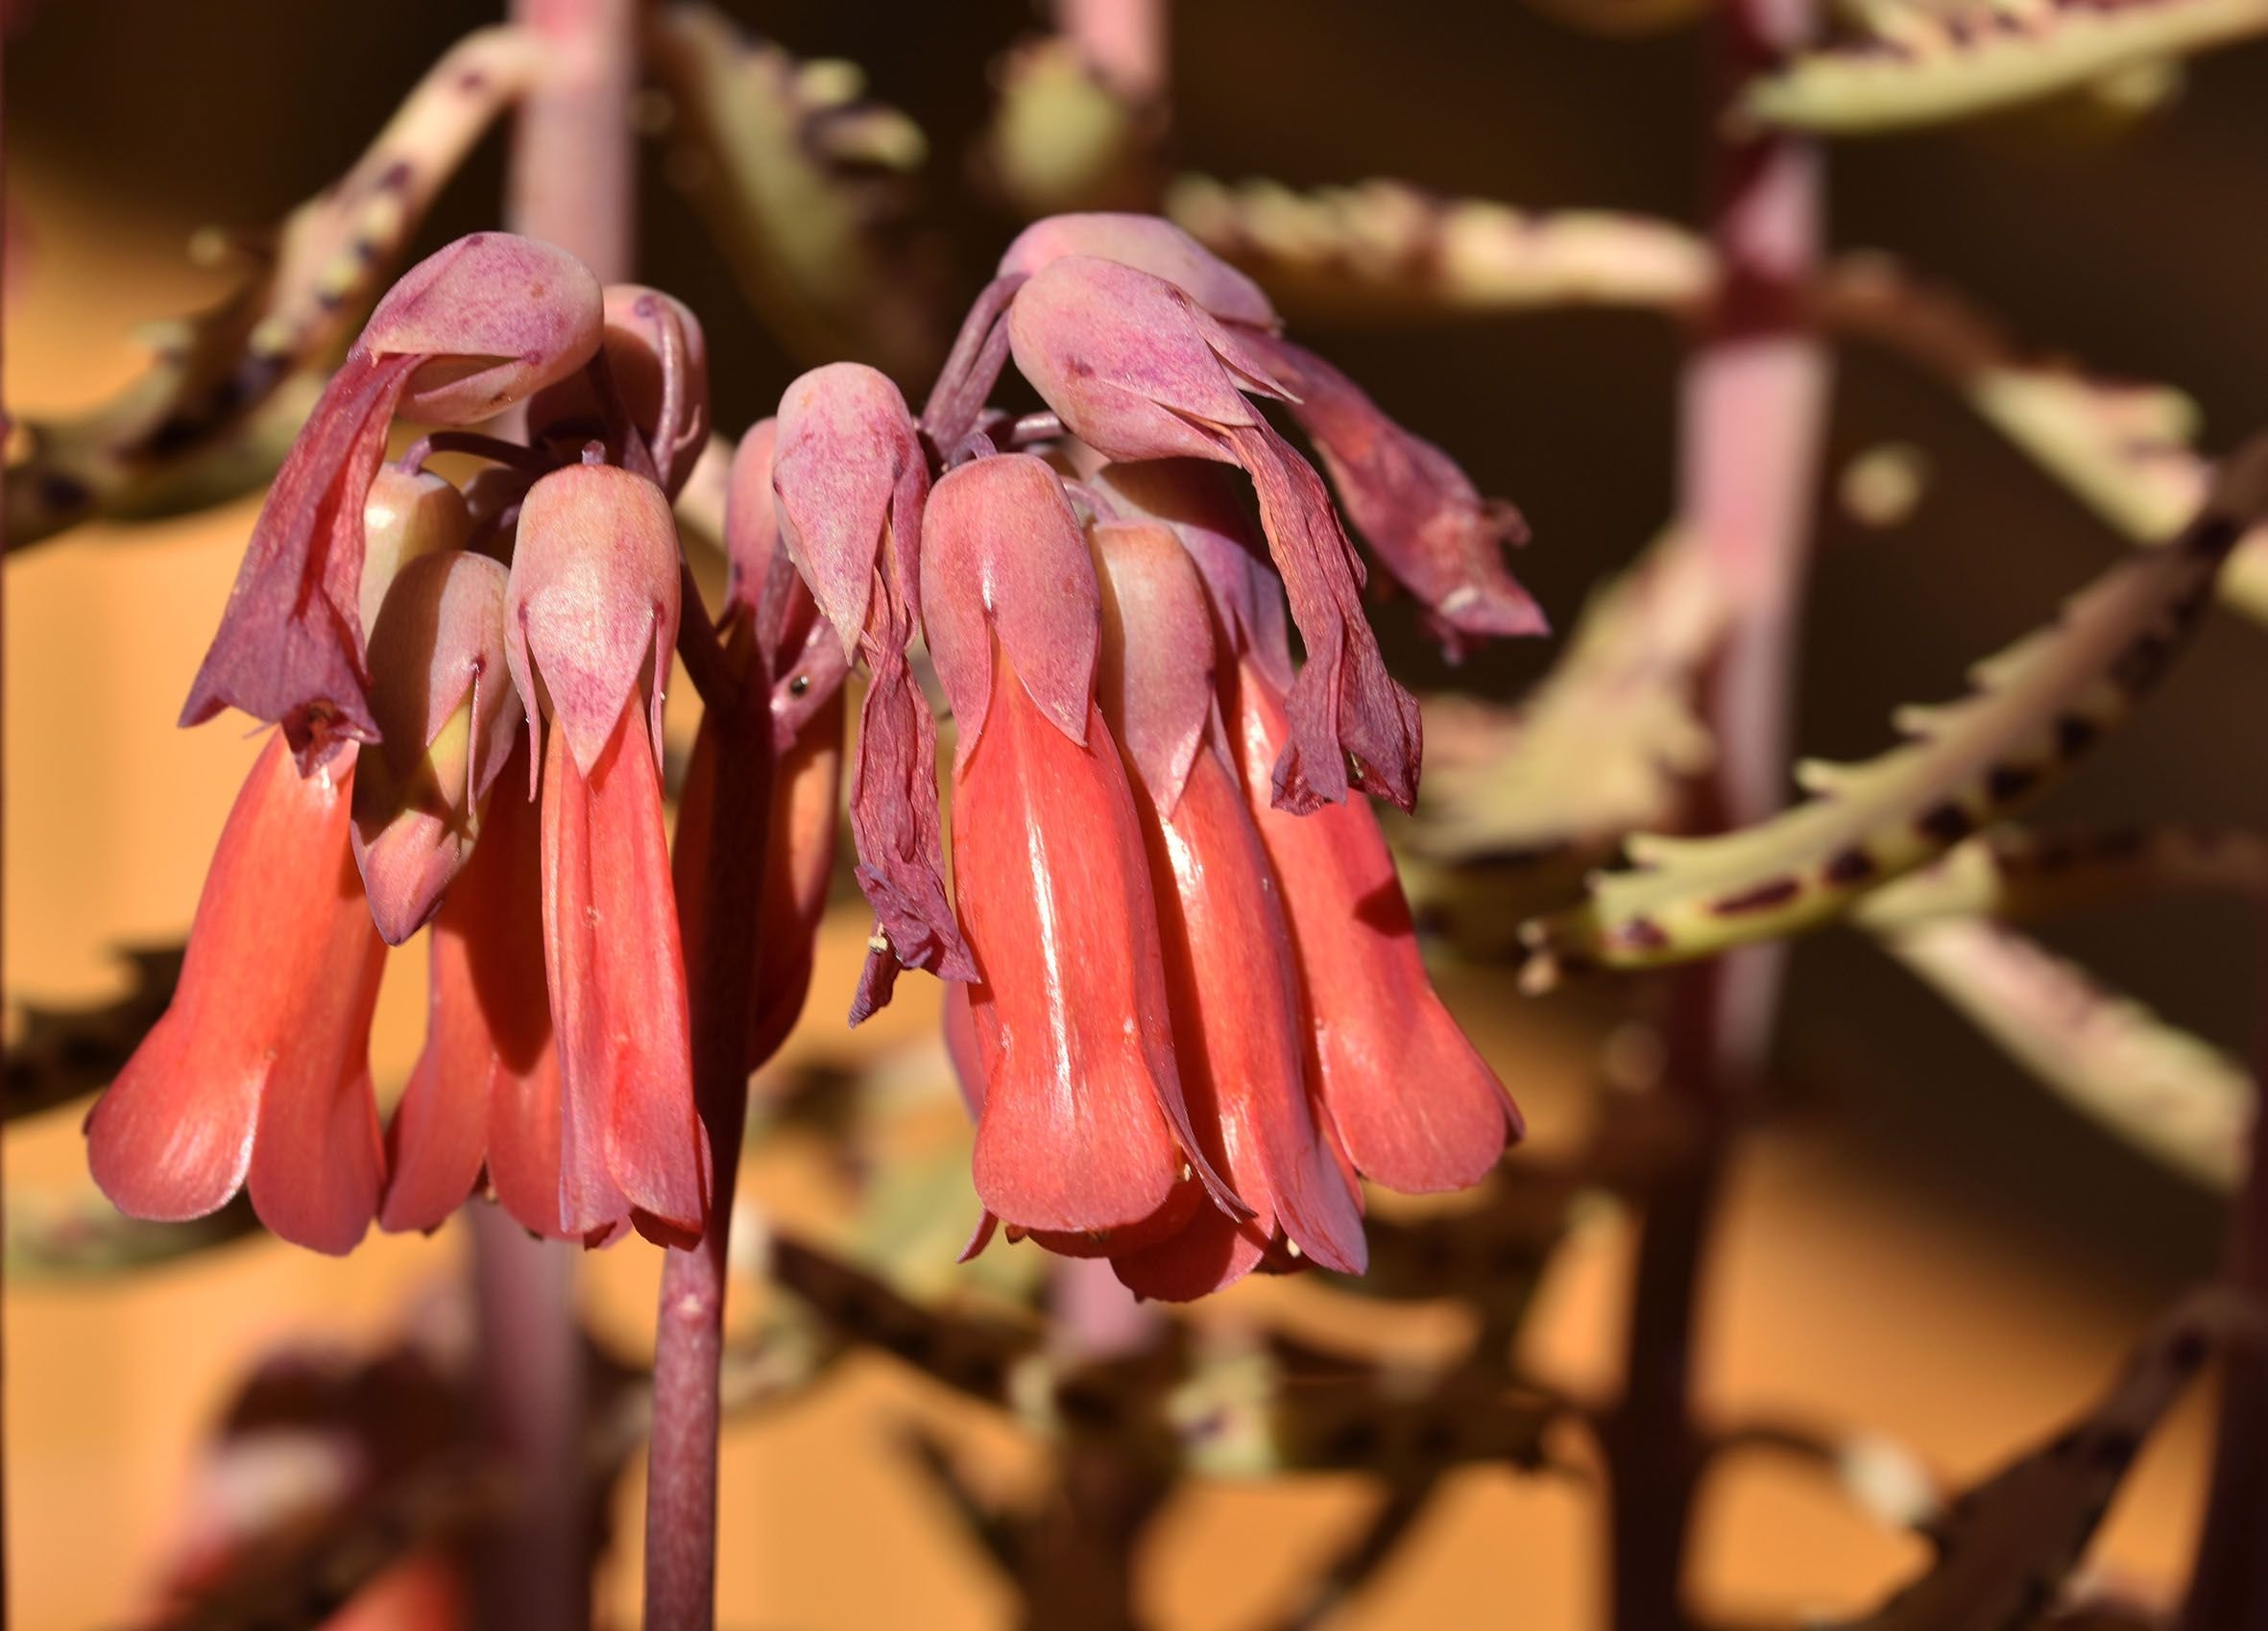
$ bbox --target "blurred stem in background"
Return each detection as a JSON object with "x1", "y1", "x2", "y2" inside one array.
[
  {"x1": 1604, "y1": 0, "x2": 1828, "y2": 1619},
  {"x1": 2, "y1": 12, "x2": 12, "y2": 1628},
  {"x1": 470, "y1": 2, "x2": 639, "y2": 1628},
  {"x1": 2182, "y1": 944, "x2": 2268, "y2": 1626}
]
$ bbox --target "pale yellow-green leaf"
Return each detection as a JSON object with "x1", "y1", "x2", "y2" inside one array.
[
  {"x1": 6, "y1": 28, "x2": 536, "y2": 548},
  {"x1": 1746, "y1": 0, "x2": 2268, "y2": 135},
  {"x1": 1885, "y1": 918, "x2": 2248, "y2": 1188},
  {"x1": 1168, "y1": 176, "x2": 1715, "y2": 324},
  {"x1": 648, "y1": 4, "x2": 939, "y2": 376},
  {"x1": 1855, "y1": 824, "x2": 2268, "y2": 932},
  {"x1": 1518, "y1": 444, "x2": 2268, "y2": 986},
  {"x1": 1418, "y1": 529, "x2": 1728, "y2": 861}
]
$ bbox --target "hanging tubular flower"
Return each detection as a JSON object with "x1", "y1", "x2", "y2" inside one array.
[
  {"x1": 350, "y1": 549, "x2": 522, "y2": 945},
  {"x1": 673, "y1": 420, "x2": 847, "y2": 1074},
  {"x1": 922, "y1": 454, "x2": 1242, "y2": 1249},
  {"x1": 506, "y1": 463, "x2": 707, "y2": 1247},
  {"x1": 1088, "y1": 518, "x2": 1367, "y2": 1300},
  {"x1": 527, "y1": 284, "x2": 712, "y2": 495},
  {"x1": 1006, "y1": 252, "x2": 1423, "y2": 814},
  {"x1": 1001, "y1": 212, "x2": 1542, "y2": 659},
  {"x1": 181, "y1": 232, "x2": 603, "y2": 769},
  {"x1": 86, "y1": 734, "x2": 387, "y2": 1255},
  {"x1": 380, "y1": 734, "x2": 570, "y2": 1239},
  {"x1": 772, "y1": 362, "x2": 971, "y2": 1018},
  {"x1": 1226, "y1": 650, "x2": 1522, "y2": 1192}
]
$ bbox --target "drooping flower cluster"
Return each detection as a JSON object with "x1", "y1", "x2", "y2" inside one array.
[
  {"x1": 88, "y1": 212, "x2": 1534, "y2": 1298},
  {"x1": 88, "y1": 234, "x2": 748, "y2": 1253},
  {"x1": 777, "y1": 215, "x2": 1534, "y2": 1297}
]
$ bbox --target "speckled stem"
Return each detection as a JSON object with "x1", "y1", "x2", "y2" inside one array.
[{"x1": 1606, "y1": 0, "x2": 1828, "y2": 1620}]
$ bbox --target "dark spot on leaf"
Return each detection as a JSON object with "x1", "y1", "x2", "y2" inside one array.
[
  {"x1": 2056, "y1": 714, "x2": 2099, "y2": 758},
  {"x1": 1918, "y1": 802, "x2": 1972, "y2": 845},
  {"x1": 1712, "y1": 876, "x2": 1801, "y2": 916},
  {"x1": 1986, "y1": 762, "x2": 2039, "y2": 803},
  {"x1": 1823, "y1": 848, "x2": 1877, "y2": 887}
]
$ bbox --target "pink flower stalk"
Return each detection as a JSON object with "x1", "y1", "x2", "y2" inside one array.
[
  {"x1": 528, "y1": 283, "x2": 711, "y2": 495},
  {"x1": 1087, "y1": 518, "x2": 1367, "y2": 1299},
  {"x1": 506, "y1": 463, "x2": 708, "y2": 1247},
  {"x1": 922, "y1": 455, "x2": 1241, "y2": 1253},
  {"x1": 86, "y1": 733, "x2": 387, "y2": 1254},
  {"x1": 772, "y1": 363, "x2": 971, "y2": 1018},
  {"x1": 181, "y1": 233, "x2": 603, "y2": 768},
  {"x1": 673, "y1": 421, "x2": 846, "y2": 1074},
  {"x1": 380, "y1": 734, "x2": 570, "y2": 1240}
]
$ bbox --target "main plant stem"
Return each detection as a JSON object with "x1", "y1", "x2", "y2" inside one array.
[
  {"x1": 470, "y1": 4, "x2": 638, "y2": 1629},
  {"x1": 645, "y1": 684, "x2": 774, "y2": 1631},
  {"x1": 1605, "y1": 2, "x2": 1827, "y2": 1624},
  {"x1": 2180, "y1": 941, "x2": 2268, "y2": 1628}
]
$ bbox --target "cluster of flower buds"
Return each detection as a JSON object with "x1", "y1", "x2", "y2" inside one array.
[
  {"x1": 772, "y1": 215, "x2": 1532, "y2": 1298},
  {"x1": 87, "y1": 212, "x2": 1535, "y2": 1298}
]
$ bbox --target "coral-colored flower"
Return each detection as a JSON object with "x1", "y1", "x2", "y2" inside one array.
[
  {"x1": 181, "y1": 233, "x2": 602, "y2": 767},
  {"x1": 1087, "y1": 518, "x2": 1367, "y2": 1300},
  {"x1": 922, "y1": 455, "x2": 1240, "y2": 1249},
  {"x1": 1227, "y1": 654, "x2": 1522, "y2": 1190},
  {"x1": 772, "y1": 362, "x2": 970, "y2": 1017},
  {"x1": 506, "y1": 462, "x2": 708, "y2": 1246},
  {"x1": 379, "y1": 733, "x2": 568, "y2": 1240},
  {"x1": 86, "y1": 732, "x2": 387, "y2": 1254}
]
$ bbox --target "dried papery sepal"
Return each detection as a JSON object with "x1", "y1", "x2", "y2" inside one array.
[
  {"x1": 1519, "y1": 441, "x2": 2268, "y2": 987},
  {"x1": 1813, "y1": 256, "x2": 2268, "y2": 627},
  {"x1": 350, "y1": 551, "x2": 522, "y2": 945},
  {"x1": 1853, "y1": 823, "x2": 2268, "y2": 933},
  {"x1": 978, "y1": 35, "x2": 1163, "y2": 218},
  {"x1": 1881, "y1": 918, "x2": 2247, "y2": 1191},
  {"x1": 1168, "y1": 176, "x2": 1716, "y2": 323},
  {"x1": 1008, "y1": 254, "x2": 1421, "y2": 811},
  {"x1": 1818, "y1": 1289, "x2": 2261, "y2": 1630},
  {"x1": 646, "y1": 3, "x2": 940, "y2": 377},
  {"x1": 505, "y1": 462, "x2": 680, "y2": 779},
  {"x1": 4, "y1": 27, "x2": 541, "y2": 547},
  {"x1": 1234, "y1": 329, "x2": 1546, "y2": 658},
  {"x1": 1419, "y1": 527, "x2": 1728, "y2": 861},
  {"x1": 773, "y1": 363, "x2": 968, "y2": 1000},
  {"x1": 527, "y1": 285, "x2": 711, "y2": 494},
  {"x1": 180, "y1": 233, "x2": 605, "y2": 767},
  {"x1": 1742, "y1": 0, "x2": 2268, "y2": 134}
]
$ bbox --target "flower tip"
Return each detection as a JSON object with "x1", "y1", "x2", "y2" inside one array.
[
  {"x1": 363, "y1": 232, "x2": 606, "y2": 425},
  {"x1": 999, "y1": 213, "x2": 1278, "y2": 329}
]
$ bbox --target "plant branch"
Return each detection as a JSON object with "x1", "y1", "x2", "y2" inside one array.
[
  {"x1": 1604, "y1": 0, "x2": 1828, "y2": 1621},
  {"x1": 467, "y1": 5, "x2": 640, "y2": 1629}
]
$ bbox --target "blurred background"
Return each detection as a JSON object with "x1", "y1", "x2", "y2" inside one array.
[{"x1": 8, "y1": 1, "x2": 2268, "y2": 1626}]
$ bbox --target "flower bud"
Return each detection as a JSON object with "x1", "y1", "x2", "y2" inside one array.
[
  {"x1": 504, "y1": 464, "x2": 680, "y2": 778},
  {"x1": 350, "y1": 551, "x2": 522, "y2": 945},
  {"x1": 526, "y1": 285, "x2": 711, "y2": 494},
  {"x1": 357, "y1": 466, "x2": 474, "y2": 636},
  {"x1": 1000, "y1": 212, "x2": 1277, "y2": 329},
  {"x1": 361, "y1": 232, "x2": 605, "y2": 425}
]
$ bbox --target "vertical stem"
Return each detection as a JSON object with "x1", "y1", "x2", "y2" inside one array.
[
  {"x1": 508, "y1": 0, "x2": 637, "y2": 280},
  {"x1": 468, "y1": 5, "x2": 639, "y2": 1629},
  {"x1": 1, "y1": 14, "x2": 12, "y2": 1627},
  {"x1": 2179, "y1": 947, "x2": 2268, "y2": 1629},
  {"x1": 644, "y1": 688, "x2": 773, "y2": 1631},
  {"x1": 1604, "y1": 2, "x2": 1827, "y2": 1625}
]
